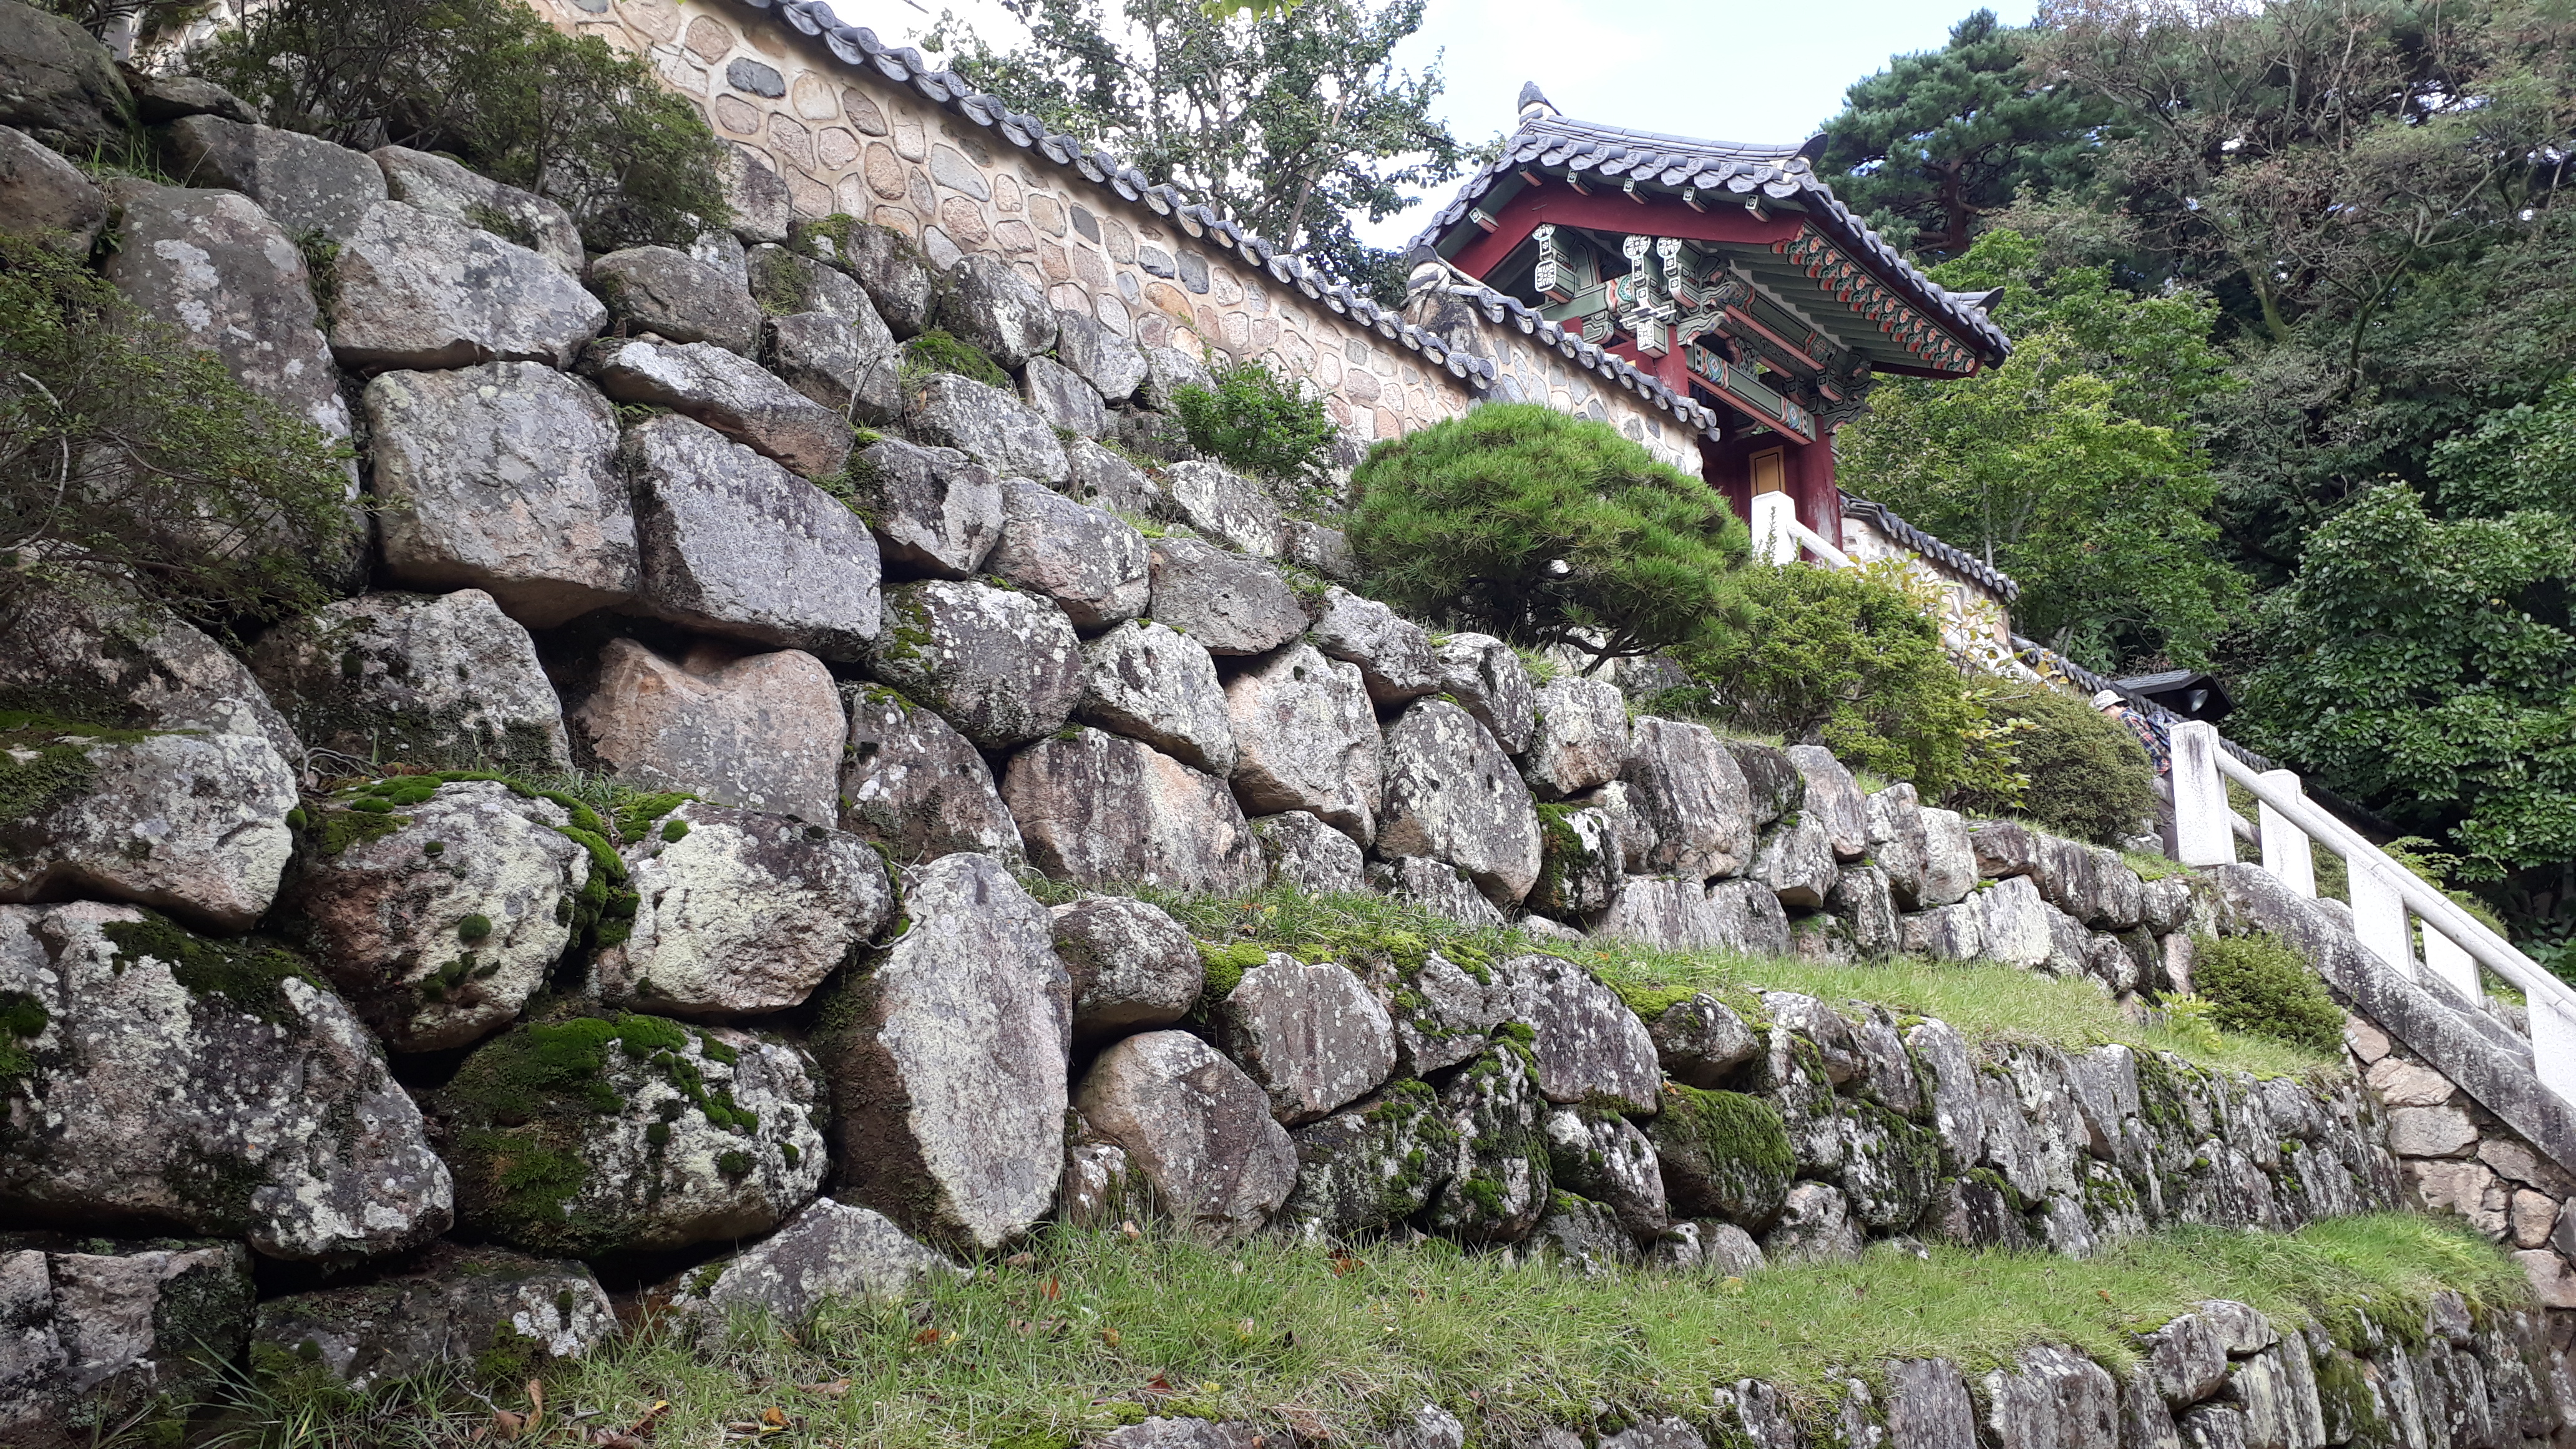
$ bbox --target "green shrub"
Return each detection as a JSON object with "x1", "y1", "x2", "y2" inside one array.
[
  {"x1": 2191, "y1": 932, "x2": 2346, "y2": 1054},
  {"x1": 1, "y1": 238, "x2": 356, "y2": 625},
  {"x1": 1170, "y1": 361, "x2": 1336, "y2": 487},
  {"x1": 1951, "y1": 686, "x2": 2160, "y2": 845},
  {"x1": 1677, "y1": 561, "x2": 2012, "y2": 800},
  {"x1": 903, "y1": 329, "x2": 1011, "y2": 389},
  {"x1": 1347, "y1": 404, "x2": 1750, "y2": 671},
  {"x1": 191, "y1": 0, "x2": 729, "y2": 248}
]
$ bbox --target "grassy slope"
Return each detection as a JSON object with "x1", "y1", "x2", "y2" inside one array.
[{"x1": 229, "y1": 1216, "x2": 2525, "y2": 1449}]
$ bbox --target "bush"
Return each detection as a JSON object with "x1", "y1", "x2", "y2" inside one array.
[
  {"x1": 191, "y1": 0, "x2": 729, "y2": 249},
  {"x1": 0, "y1": 239, "x2": 356, "y2": 625},
  {"x1": 1347, "y1": 404, "x2": 1749, "y2": 670},
  {"x1": 1171, "y1": 361, "x2": 1336, "y2": 487},
  {"x1": 1677, "y1": 561, "x2": 2012, "y2": 801},
  {"x1": 2191, "y1": 932, "x2": 2346, "y2": 1055},
  {"x1": 1951, "y1": 685, "x2": 2160, "y2": 845}
]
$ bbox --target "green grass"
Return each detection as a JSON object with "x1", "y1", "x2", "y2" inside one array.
[{"x1": 196, "y1": 1214, "x2": 2522, "y2": 1449}]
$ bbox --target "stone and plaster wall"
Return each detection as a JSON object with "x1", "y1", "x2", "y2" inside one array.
[{"x1": 0, "y1": 14, "x2": 2567, "y2": 1444}]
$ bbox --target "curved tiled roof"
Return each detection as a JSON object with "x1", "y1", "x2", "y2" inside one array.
[
  {"x1": 720, "y1": 0, "x2": 1734, "y2": 440},
  {"x1": 1841, "y1": 493, "x2": 2021, "y2": 601},
  {"x1": 1411, "y1": 109, "x2": 2014, "y2": 365}
]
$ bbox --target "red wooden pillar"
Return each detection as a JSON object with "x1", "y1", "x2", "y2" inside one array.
[
  {"x1": 1699, "y1": 430, "x2": 1842, "y2": 560},
  {"x1": 1786, "y1": 434, "x2": 1843, "y2": 556}
]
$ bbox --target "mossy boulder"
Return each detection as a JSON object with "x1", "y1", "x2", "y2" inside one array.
[
  {"x1": 1543, "y1": 1104, "x2": 1669, "y2": 1240},
  {"x1": 248, "y1": 1242, "x2": 612, "y2": 1389},
  {"x1": 249, "y1": 588, "x2": 571, "y2": 774},
  {"x1": 1276, "y1": 1079, "x2": 1460, "y2": 1242},
  {"x1": 1422, "y1": 1037, "x2": 1552, "y2": 1245},
  {"x1": 0, "y1": 1232, "x2": 251, "y2": 1445},
  {"x1": 1646, "y1": 1085, "x2": 1793, "y2": 1229},
  {"x1": 1837, "y1": 1100, "x2": 1943, "y2": 1232},
  {"x1": 432, "y1": 1012, "x2": 825, "y2": 1259}
]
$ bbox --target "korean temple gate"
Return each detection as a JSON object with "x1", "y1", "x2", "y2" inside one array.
[{"x1": 1407, "y1": 85, "x2": 2013, "y2": 562}]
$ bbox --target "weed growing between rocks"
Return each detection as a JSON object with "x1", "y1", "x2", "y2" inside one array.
[
  {"x1": 190, "y1": 1214, "x2": 2524, "y2": 1449},
  {"x1": 1169, "y1": 361, "x2": 1337, "y2": 490},
  {"x1": 900, "y1": 329, "x2": 1012, "y2": 391},
  {"x1": 2190, "y1": 932, "x2": 2348, "y2": 1055}
]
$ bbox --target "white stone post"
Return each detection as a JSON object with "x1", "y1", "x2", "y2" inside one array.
[
  {"x1": 2170, "y1": 721, "x2": 2235, "y2": 867},
  {"x1": 2348, "y1": 857, "x2": 2417, "y2": 980},
  {"x1": 1749, "y1": 491, "x2": 1798, "y2": 565},
  {"x1": 2420, "y1": 922, "x2": 2482, "y2": 1001},
  {"x1": 2256, "y1": 768, "x2": 2317, "y2": 897}
]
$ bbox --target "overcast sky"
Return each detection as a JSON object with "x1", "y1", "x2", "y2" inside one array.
[{"x1": 872, "y1": 0, "x2": 2041, "y2": 246}]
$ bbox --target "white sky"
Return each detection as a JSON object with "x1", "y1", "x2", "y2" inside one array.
[{"x1": 867, "y1": 0, "x2": 2041, "y2": 248}]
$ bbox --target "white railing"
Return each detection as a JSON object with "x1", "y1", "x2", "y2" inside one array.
[
  {"x1": 1749, "y1": 490, "x2": 1852, "y2": 568},
  {"x1": 2169, "y1": 721, "x2": 2576, "y2": 1105}
]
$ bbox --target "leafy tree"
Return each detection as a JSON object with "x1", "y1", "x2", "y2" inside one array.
[
  {"x1": 1677, "y1": 561, "x2": 2016, "y2": 801},
  {"x1": 1345, "y1": 404, "x2": 1749, "y2": 671},
  {"x1": 2237, "y1": 482, "x2": 2576, "y2": 886},
  {"x1": 0, "y1": 239, "x2": 356, "y2": 625},
  {"x1": 1820, "y1": 9, "x2": 2107, "y2": 261},
  {"x1": 191, "y1": 0, "x2": 730, "y2": 248},
  {"x1": 1837, "y1": 234, "x2": 2242, "y2": 670},
  {"x1": 925, "y1": 0, "x2": 1465, "y2": 301}
]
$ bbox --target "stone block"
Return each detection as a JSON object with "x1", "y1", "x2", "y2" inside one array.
[{"x1": 570, "y1": 637, "x2": 844, "y2": 824}]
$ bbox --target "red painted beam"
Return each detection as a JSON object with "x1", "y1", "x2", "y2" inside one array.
[{"x1": 1446, "y1": 178, "x2": 1805, "y2": 281}]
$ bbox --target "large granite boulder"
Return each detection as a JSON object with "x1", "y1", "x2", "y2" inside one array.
[
  {"x1": 329, "y1": 201, "x2": 606, "y2": 369},
  {"x1": 1212, "y1": 954, "x2": 1399, "y2": 1125},
  {"x1": 569, "y1": 638, "x2": 843, "y2": 824},
  {"x1": 160, "y1": 115, "x2": 384, "y2": 242},
  {"x1": 818, "y1": 854, "x2": 1070, "y2": 1251},
  {"x1": 1224, "y1": 643, "x2": 1381, "y2": 846},
  {"x1": 1002, "y1": 728, "x2": 1264, "y2": 894},
  {"x1": 1055, "y1": 306, "x2": 1149, "y2": 402},
  {"x1": 869, "y1": 578, "x2": 1084, "y2": 748},
  {"x1": 1371, "y1": 856, "x2": 1506, "y2": 930},
  {"x1": 747, "y1": 242, "x2": 874, "y2": 321},
  {"x1": 437, "y1": 1015, "x2": 825, "y2": 1257},
  {"x1": 0, "y1": 123, "x2": 104, "y2": 254},
  {"x1": 938, "y1": 253, "x2": 1056, "y2": 369},
  {"x1": 1254, "y1": 810, "x2": 1366, "y2": 893},
  {"x1": 1433, "y1": 633, "x2": 1535, "y2": 756},
  {"x1": 373, "y1": 145, "x2": 583, "y2": 276},
  {"x1": 0, "y1": 1, "x2": 130, "y2": 152},
  {"x1": 765, "y1": 309, "x2": 902, "y2": 426},
  {"x1": 1980, "y1": 1347, "x2": 2122, "y2": 1449},
  {"x1": 1753, "y1": 816, "x2": 1838, "y2": 910},
  {"x1": 792, "y1": 216, "x2": 935, "y2": 336},
  {"x1": 1378, "y1": 700, "x2": 1543, "y2": 905},
  {"x1": 250, "y1": 1243, "x2": 612, "y2": 1389},
  {"x1": 101, "y1": 185, "x2": 350, "y2": 446},
  {"x1": 1022, "y1": 353, "x2": 1109, "y2": 437},
  {"x1": 1544, "y1": 1105, "x2": 1670, "y2": 1239},
  {"x1": 1522, "y1": 676, "x2": 1631, "y2": 801},
  {"x1": 1722, "y1": 742, "x2": 1804, "y2": 828},
  {"x1": 1494, "y1": 953, "x2": 1661, "y2": 1113},
  {"x1": 907, "y1": 372, "x2": 1070, "y2": 484},
  {"x1": 1137, "y1": 344, "x2": 1214, "y2": 411},
  {"x1": 1423, "y1": 1040, "x2": 1551, "y2": 1244},
  {"x1": 1868, "y1": 785, "x2": 1977, "y2": 910},
  {"x1": 1644, "y1": 992, "x2": 1762, "y2": 1088},
  {"x1": 1764, "y1": 1180, "x2": 1863, "y2": 1264},
  {"x1": 659, "y1": 1198, "x2": 954, "y2": 1331},
  {"x1": 588, "y1": 245, "x2": 761, "y2": 354},
  {"x1": 0, "y1": 902, "x2": 452, "y2": 1259},
  {"x1": 250, "y1": 588, "x2": 569, "y2": 773},
  {"x1": 585, "y1": 336, "x2": 852, "y2": 480},
  {"x1": 598, "y1": 802, "x2": 895, "y2": 1018},
  {"x1": 363, "y1": 363, "x2": 638, "y2": 628},
  {"x1": 0, "y1": 719, "x2": 296, "y2": 932},
  {"x1": 1079, "y1": 620, "x2": 1237, "y2": 776},
  {"x1": 620, "y1": 413, "x2": 881, "y2": 661},
  {"x1": 988, "y1": 479, "x2": 1151, "y2": 631},
  {"x1": 1649, "y1": 1086, "x2": 1793, "y2": 1227},
  {"x1": 1363, "y1": 949, "x2": 1504, "y2": 1077},
  {"x1": 1704, "y1": 878, "x2": 1792, "y2": 956},
  {"x1": 844, "y1": 436, "x2": 1002, "y2": 580},
  {"x1": 0, "y1": 578, "x2": 300, "y2": 763},
  {"x1": 1276, "y1": 1080, "x2": 1458, "y2": 1242},
  {"x1": 1055, "y1": 895, "x2": 1201, "y2": 1040},
  {"x1": 1307, "y1": 587, "x2": 1438, "y2": 705},
  {"x1": 839, "y1": 685, "x2": 1022, "y2": 862},
  {"x1": 283, "y1": 778, "x2": 588, "y2": 1051},
  {"x1": 1786, "y1": 745, "x2": 1870, "y2": 861},
  {"x1": 1076, "y1": 1030, "x2": 1297, "y2": 1241},
  {"x1": 1147, "y1": 538, "x2": 1310, "y2": 655},
  {"x1": 1069, "y1": 436, "x2": 1165, "y2": 514},
  {"x1": 1529, "y1": 804, "x2": 1621, "y2": 921},
  {"x1": 1622, "y1": 718, "x2": 1756, "y2": 881},
  {"x1": 0, "y1": 1234, "x2": 252, "y2": 1443},
  {"x1": 1161, "y1": 460, "x2": 1282, "y2": 558}
]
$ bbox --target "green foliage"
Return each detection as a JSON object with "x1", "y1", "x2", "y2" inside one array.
[
  {"x1": 1838, "y1": 231, "x2": 2241, "y2": 671},
  {"x1": 1169, "y1": 361, "x2": 1335, "y2": 487},
  {"x1": 99, "y1": 911, "x2": 324, "y2": 1028},
  {"x1": 184, "y1": 1214, "x2": 2522, "y2": 1447},
  {"x1": 0, "y1": 988, "x2": 48, "y2": 1094},
  {"x1": 903, "y1": 329, "x2": 1012, "y2": 389},
  {"x1": 1676, "y1": 562, "x2": 2010, "y2": 801},
  {"x1": 1347, "y1": 404, "x2": 1750, "y2": 670},
  {"x1": 191, "y1": 0, "x2": 730, "y2": 248},
  {"x1": 2190, "y1": 934, "x2": 2347, "y2": 1056},
  {"x1": 1819, "y1": 10, "x2": 2107, "y2": 261},
  {"x1": 1951, "y1": 686, "x2": 2160, "y2": 846},
  {"x1": 1, "y1": 238, "x2": 356, "y2": 625},
  {"x1": 929, "y1": 0, "x2": 1465, "y2": 303}
]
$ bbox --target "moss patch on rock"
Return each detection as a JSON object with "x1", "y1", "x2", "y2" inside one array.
[{"x1": 1647, "y1": 1084, "x2": 1793, "y2": 1226}]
